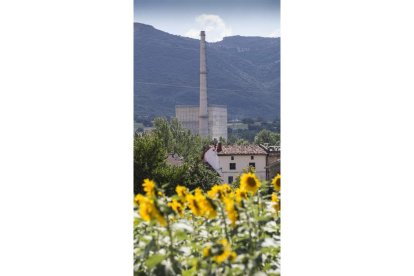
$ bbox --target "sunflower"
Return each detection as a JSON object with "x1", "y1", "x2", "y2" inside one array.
[
  {"x1": 203, "y1": 197, "x2": 217, "y2": 218},
  {"x1": 153, "y1": 208, "x2": 167, "y2": 226},
  {"x1": 176, "y1": 185, "x2": 189, "y2": 198},
  {"x1": 235, "y1": 187, "x2": 248, "y2": 203},
  {"x1": 136, "y1": 195, "x2": 166, "y2": 226},
  {"x1": 168, "y1": 199, "x2": 185, "y2": 216},
  {"x1": 208, "y1": 184, "x2": 233, "y2": 200},
  {"x1": 194, "y1": 188, "x2": 203, "y2": 198},
  {"x1": 224, "y1": 197, "x2": 238, "y2": 227},
  {"x1": 203, "y1": 246, "x2": 211, "y2": 257},
  {"x1": 272, "y1": 193, "x2": 280, "y2": 212},
  {"x1": 203, "y1": 239, "x2": 236, "y2": 263},
  {"x1": 240, "y1": 172, "x2": 261, "y2": 194},
  {"x1": 272, "y1": 174, "x2": 281, "y2": 192},
  {"x1": 135, "y1": 195, "x2": 152, "y2": 221},
  {"x1": 213, "y1": 239, "x2": 232, "y2": 264},
  {"x1": 207, "y1": 185, "x2": 221, "y2": 199},
  {"x1": 220, "y1": 184, "x2": 233, "y2": 197},
  {"x1": 186, "y1": 194, "x2": 203, "y2": 216},
  {"x1": 228, "y1": 252, "x2": 237, "y2": 262},
  {"x1": 142, "y1": 179, "x2": 156, "y2": 197},
  {"x1": 134, "y1": 194, "x2": 146, "y2": 205},
  {"x1": 195, "y1": 188, "x2": 217, "y2": 218}
]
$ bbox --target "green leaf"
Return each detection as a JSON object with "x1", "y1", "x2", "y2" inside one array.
[
  {"x1": 146, "y1": 254, "x2": 166, "y2": 270},
  {"x1": 182, "y1": 269, "x2": 195, "y2": 276},
  {"x1": 174, "y1": 230, "x2": 187, "y2": 241}
]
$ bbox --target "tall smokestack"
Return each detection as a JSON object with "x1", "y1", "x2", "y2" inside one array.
[{"x1": 199, "y1": 31, "x2": 209, "y2": 138}]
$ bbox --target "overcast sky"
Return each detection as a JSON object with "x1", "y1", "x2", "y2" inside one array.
[{"x1": 134, "y1": 0, "x2": 280, "y2": 42}]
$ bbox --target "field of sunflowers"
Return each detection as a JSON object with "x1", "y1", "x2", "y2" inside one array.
[{"x1": 134, "y1": 172, "x2": 281, "y2": 276}]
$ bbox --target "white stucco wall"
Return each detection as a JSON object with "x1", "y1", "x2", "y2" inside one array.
[
  {"x1": 218, "y1": 154, "x2": 267, "y2": 183},
  {"x1": 203, "y1": 148, "x2": 221, "y2": 171}
]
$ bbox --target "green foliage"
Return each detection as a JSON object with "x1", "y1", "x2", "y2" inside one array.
[
  {"x1": 227, "y1": 119, "x2": 280, "y2": 144},
  {"x1": 134, "y1": 133, "x2": 166, "y2": 194},
  {"x1": 181, "y1": 158, "x2": 220, "y2": 192},
  {"x1": 146, "y1": 254, "x2": 167, "y2": 269},
  {"x1": 154, "y1": 165, "x2": 187, "y2": 195},
  {"x1": 153, "y1": 117, "x2": 208, "y2": 160},
  {"x1": 254, "y1": 129, "x2": 280, "y2": 145},
  {"x1": 134, "y1": 117, "x2": 220, "y2": 195},
  {"x1": 228, "y1": 129, "x2": 258, "y2": 144}
]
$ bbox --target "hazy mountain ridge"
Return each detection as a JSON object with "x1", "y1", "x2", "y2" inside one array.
[{"x1": 134, "y1": 23, "x2": 280, "y2": 120}]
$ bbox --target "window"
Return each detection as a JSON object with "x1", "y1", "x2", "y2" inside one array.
[
  {"x1": 251, "y1": 155, "x2": 254, "y2": 160},
  {"x1": 228, "y1": 176, "x2": 234, "y2": 183},
  {"x1": 249, "y1": 162, "x2": 256, "y2": 168},
  {"x1": 230, "y1": 163, "x2": 236, "y2": 170},
  {"x1": 231, "y1": 156, "x2": 234, "y2": 160}
]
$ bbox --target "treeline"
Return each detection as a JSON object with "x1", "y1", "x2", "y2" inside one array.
[
  {"x1": 134, "y1": 118, "x2": 220, "y2": 195},
  {"x1": 227, "y1": 129, "x2": 280, "y2": 146},
  {"x1": 225, "y1": 117, "x2": 279, "y2": 144}
]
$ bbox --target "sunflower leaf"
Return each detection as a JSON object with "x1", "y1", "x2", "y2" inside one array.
[{"x1": 145, "y1": 254, "x2": 166, "y2": 270}]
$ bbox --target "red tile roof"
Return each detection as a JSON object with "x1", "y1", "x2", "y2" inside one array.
[{"x1": 217, "y1": 145, "x2": 267, "y2": 155}]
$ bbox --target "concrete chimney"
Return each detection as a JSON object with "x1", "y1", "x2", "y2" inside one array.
[{"x1": 199, "y1": 31, "x2": 209, "y2": 137}]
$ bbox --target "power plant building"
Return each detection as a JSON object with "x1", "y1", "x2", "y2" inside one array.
[
  {"x1": 176, "y1": 31, "x2": 228, "y2": 141},
  {"x1": 176, "y1": 104, "x2": 228, "y2": 140}
]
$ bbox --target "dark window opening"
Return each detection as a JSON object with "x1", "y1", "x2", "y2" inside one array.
[
  {"x1": 228, "y1": 176, "x2": 234, "y2": 183},
  {"x1": 230, "y1": 163, "x2": 236, "y2": 170},
  {"x1": 249, "y1": 162, "x2": 256, "y2": 168}
]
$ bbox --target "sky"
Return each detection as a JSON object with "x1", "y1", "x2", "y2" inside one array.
[{"x1": 134, "y1": 0, "x2": 280, "y2": 42}]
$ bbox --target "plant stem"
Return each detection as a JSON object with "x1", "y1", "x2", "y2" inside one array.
[
  {"x1": 165, "y1": 215, "x2": 175, "y2": 265},
  {"x1": 257, "y1": 192, "x2": 263, "y2": 217},
  {"x1": 244, "y1": 206, "x2": 255, "y2": 255},
  {"x1": 219, "y1": 202, "x2": 231, "y2": 243}
]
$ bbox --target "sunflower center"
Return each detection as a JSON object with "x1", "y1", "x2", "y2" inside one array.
[{"x1": 247, "y1": 177, "x2": 256, "y2": 187}]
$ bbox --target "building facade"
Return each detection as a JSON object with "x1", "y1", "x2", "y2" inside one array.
[
  {"x1": 259, "y1": 144, "x2": 281, "y2": 180},
  {"x1": 208, "y1": 105, "x2": 228, "y2": 140},
  {"x1": 175, "y1": 105, "x2": 228, "y2": 140},
  {"x1": 175, "y1": 105, "x2": 199, "y2": 134},
  {"x1": 204, "y1": 144, "x2": 267, "y2": 184}
]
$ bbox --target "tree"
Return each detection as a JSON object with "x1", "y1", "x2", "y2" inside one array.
[
  {"x1": 134, "y1": 133, "x2": 166, "y2": 194},
  {"x1": 254, "y1": 129, "x2": 280, "y2": 145},
  {"x1": 153, "y1": 117, "x2": 208, "y2": 160},
  {"x1": 134, "y1": 117, "x2": 220, "y2": 195},
  {"x1": 182, "y1": 156, "x2": 221, "y2": 192},
  {"x1": 235, "y1": 138, "x2": 249, "y2": 145}
]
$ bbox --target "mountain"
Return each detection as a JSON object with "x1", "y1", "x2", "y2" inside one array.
[{"x1": 134, "y1": 23, "x2": 280, "y2": 121}]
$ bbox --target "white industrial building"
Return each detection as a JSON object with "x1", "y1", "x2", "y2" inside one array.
[
  {"x1": 175, "y1": 30, "x2": 228, "y2": 140},
  {"x1": 176, "y1": 104, "x2": 227, "y2": 140},
  {"x1": 203, "y1": 144, "x2": 267, "y2": 183}
]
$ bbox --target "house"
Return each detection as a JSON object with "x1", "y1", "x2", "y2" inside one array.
[
  {"x1": 204, "y1": 144, "x2": 267, "y2": 184},
  {"x1": 259, "y1": 144, "x2": 281, "y2": 181}
]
